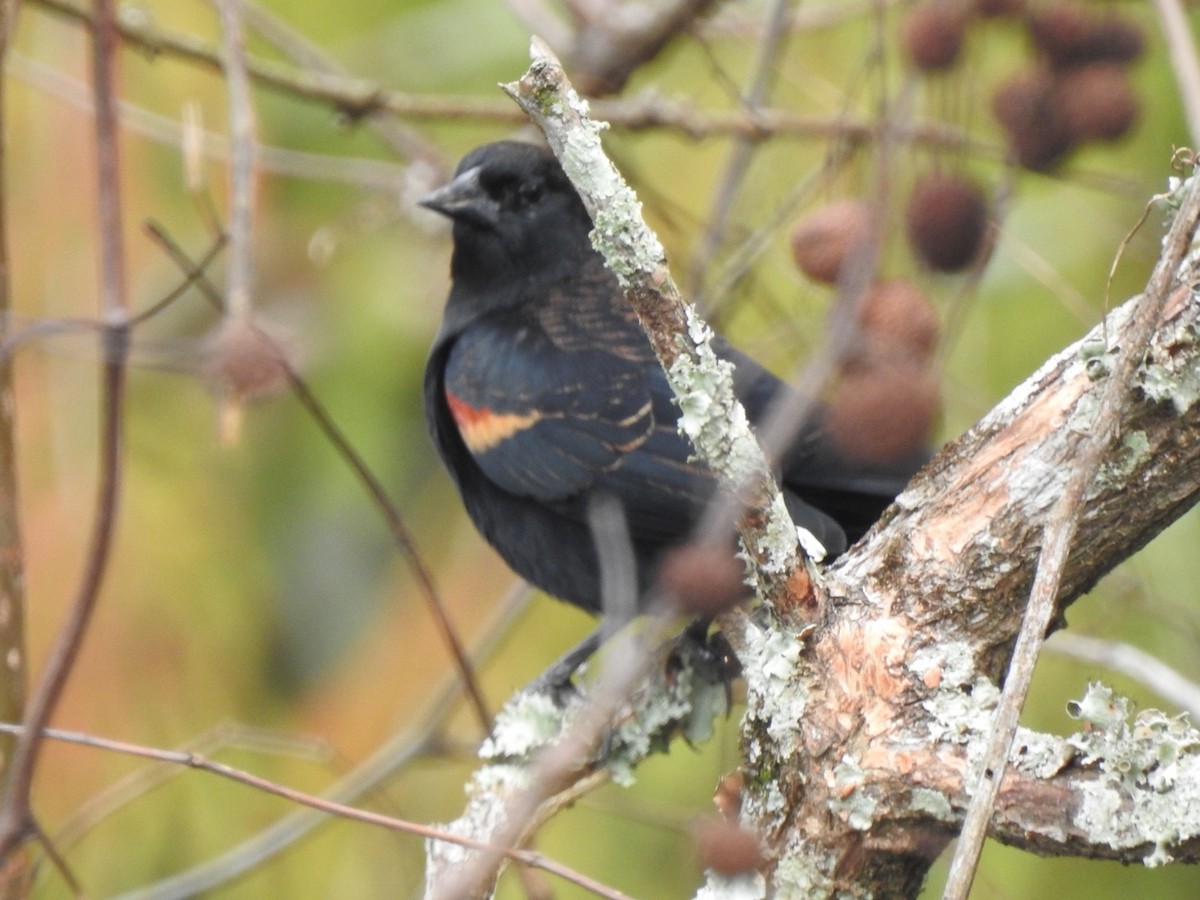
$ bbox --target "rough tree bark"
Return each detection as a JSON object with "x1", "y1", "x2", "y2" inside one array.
[{"x1": 725, "y1": 280, "x2": 1200, "y2": 897}]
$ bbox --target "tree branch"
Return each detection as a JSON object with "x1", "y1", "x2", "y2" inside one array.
[{"x1": 726, "y1": 216, "x2": 1200, "y2": 894}]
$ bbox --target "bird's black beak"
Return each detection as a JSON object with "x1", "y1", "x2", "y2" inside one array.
[{"x1": 419, "y1": 165, "x2": 499, "y2": 228}]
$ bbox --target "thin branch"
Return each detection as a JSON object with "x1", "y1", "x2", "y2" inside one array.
[
  {"x1": 0, "y1": 0, "x2": 30, "y2": 892},
  {"x1": 0, "y1": 0, "x2": 130, "y2": 861},
  {"x1": 0, "y1": 721, "x2": 631, "y2": 900},
  {"x1": 141, "y1": 222, "x2": 494, "y2": 734},
  {"x1": 238, "y1": 0, "x2": 440, "y2": 166},
  {"x1": 685, "y1": 0, "x2": 791, "y2": 304},
  {"x1": 214, "y1": 0, "x2": 255, "y2": 320},
  {"x1": 26, "y1": 0, "x2": 987, "y2": 148},
  {"x1": 942, "y1": 168, "x2": 1200, "y2": 900},
  {"x1": 9, "y1": 54, "x2": 408, "y2": 188},
  {"x1": 118, "y1": 583, "x2": 529, "y2": 900},
  {"x1": 1151, "y1": 0, "x2": 1200, "y2": 147}
]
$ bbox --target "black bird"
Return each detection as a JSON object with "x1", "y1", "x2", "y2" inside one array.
[{"x1": 421, "y1": 141, "x2": 919, "y2": 663}]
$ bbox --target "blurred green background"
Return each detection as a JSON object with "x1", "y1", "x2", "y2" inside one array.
[{"x1": 3, "y1": 0, "x2": 1200, "y2": 897}]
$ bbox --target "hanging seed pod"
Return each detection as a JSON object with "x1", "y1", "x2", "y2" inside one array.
[
  {"x1": 906, "y1": 173, "x2": 989, "y2": 273},
  {"x1": 790, "y1": 198, "x2": 873, "y2": 285}
]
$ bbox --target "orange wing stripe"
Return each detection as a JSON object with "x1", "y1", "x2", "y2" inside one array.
[{"x1": 445, "y1": 389, "x2": 541, "y2": 453}]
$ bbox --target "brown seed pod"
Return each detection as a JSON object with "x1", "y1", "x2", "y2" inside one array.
[
  {"x1": 1055, "y1": 63, "x2": 1139, "y2": 142},
  {"x1": 1029, "y1": 5, "x2": 1146, "y2": 69},
  {"x1": 974, "y1": 0, "x2": 1025, "y2": 18},
  {"x1": 856, "y1": 280, "x2": 940, "y2": 362},
  {"x1": 992, "y1": 70, "x2": 1076, "y2": 171},
  {"x1": 905, "y1": 173, "x2": 989, "y2": 273},
  {"x1": 789, "y1": 199, "x2": 873, "y2": 285},
  {"x1": 827, "y1": 358, "x2": 939, "y2": 465},
  {"x1": 657, "y1": 542, "x2": 747, "y2": 617},
  {"x1": 693, "y1": 817, "x2": 765, "y2": 877},
  {"x1": 902, "y1": 3, "x2": 969, "y2": 72},
  {"x1": 203, "y1": 317, "x2": 292, "y2": 400}
]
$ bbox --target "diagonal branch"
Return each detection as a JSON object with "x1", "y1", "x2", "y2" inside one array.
[
  {"x1": 722, "y1": 206, "x2": 1200, "y2": 895},
  {"x1": 0, "y1": 0, "x2": 130, "y2": 861},
  {"x1": 943, "y1": 169, "x2": 1200, "y2": 899},
  {"x1": 503, "y1": 36, "x2": 810, "y2": 609}
]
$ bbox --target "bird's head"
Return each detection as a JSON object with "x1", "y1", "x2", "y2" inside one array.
[{"x1": 421, "y1": 141, "x2": 596, "y2": 294}]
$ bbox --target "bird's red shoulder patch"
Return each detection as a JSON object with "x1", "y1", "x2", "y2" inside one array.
[{"x1": 445, "y1": 389, "x2": 542, "y2": 453}]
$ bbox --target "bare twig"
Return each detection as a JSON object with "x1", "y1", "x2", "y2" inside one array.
[
  {"x1": 686, "y1": 0, "x2": 791, "y2": 305},
  {"x1": 941, "y1": 168, "x2": 1200, "y2": 900},
  {"x1": 0, "y1": 0, "x2": 30, "y2": 892},
  {"x1": 1151, "y1": 0, "x2": 1200, "y2": 147},
  {"x1": 567, "y1": 0, "x2": 718, "y2": 96},
  {"x1": 214, "y1": 0, "x2": 255, "y2": 320},
  {"x1": 9, "y1": 54, "x2": 408, "y2": 188},
  {"x1": 27, "y1": 0, "x2": 986, "y2": 148},
  {"x1": 141, "y1": 222, "x2": 494, "y2": 733},
  {"x1": 239, "y1": 1, "x2": 439, "y2": 166},
  {"x1": 118, "y1": 583, "x2": 529, "y2": 900},
  {"x1": 0, "y1": 0, "x2": 131, "y2": 862},
  {"x1": 0, "y1": 720, "x2": 631, "y2": 900}
]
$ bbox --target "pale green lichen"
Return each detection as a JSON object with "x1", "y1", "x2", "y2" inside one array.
[
  {"x1": 694, "y1": 872, "x2": 767, "y2": 900},
  {"x1": 1064, "y1": 683, "x2": 1200, "y2": 865},
  {"x1": 480, "y1": 690, "x2": 580, "y2": 760},
  {"x1": 604, "y1": 648, "x2": 717, "y2": 786},
  {"x1": 829, "y1": 756, "x2": 878, "y2": 830},
  {"x1": 1079, "y1": 336, "x2": 1115, "y2": 381},
  {"x1": 770, "y1": 849, "x2": 843, "y2": 899},
  {"x1": 911, "y1": 788, "x2": 954, "y2": 822},
  {"x1": 1098, "y1": 429, "x2": 1150, "y2": 484}
]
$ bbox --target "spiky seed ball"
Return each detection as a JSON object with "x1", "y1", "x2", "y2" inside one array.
[
  {"x1": 203, "y1": 317, "x2": 292, "y2": 400},
  {"x1": 992, "y1": 71, "x2": 1076, "y2": 171},
  {"x1": 856, "y1": 280, "x2": 940, "y2": 362},
  {"x1": 1083, "y1": 17, "x2": 1145, "y2": 66},
  {"x1": 902, "y1": 4, "x2": 969, "y2": 72},
  {"x1": 693, "y1": 818, "x2": 765, "y2": 877},
  {"x1": 906, "y1": 173, "x2": 989, "y2": 273},
  {"x1": 790, "y1": 199, "x2": 873, "y2": 285},
  {"x1": 1056, "y1": 63, "x2": 1139, "y2": 142},
  {"x1": 1030, "y1": 6, "x2": 1146, "y2": 69},
  {"x1": 827, "y1": 359, "x2": 939, "y2": 464},
  {"x1": 657, "y1": 542, "x2": 747, "y2": 617},
  {"x1": 1028, "y1": 4, "x2": 1090, "y2": 64}
]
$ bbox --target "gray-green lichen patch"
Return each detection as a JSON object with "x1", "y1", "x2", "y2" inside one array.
[
  {"x1": 1066, "y1": 682, "x2": 1200, "y2": 865},
  {"x1": 911, "y1": 787, "x2": 954, "y2": 822},
  {"x1": 1136, "y1": 348, "x2": 1200, "y2": 415},
  {"x1": 604, "y1": 651, "x2": 708, "y2": 786},
  {"x1": 480, "y1": 690, "x2": 581, "y2": 760},
  {"x1": 694, "y1": 872, "x2": 767, "y2": 900},
  {"x1": 829, "y1": 755, "x2": 878, "y2": 830},
  {"x1": 669, "y1": 308, "x2": 802, "y2": 581}
]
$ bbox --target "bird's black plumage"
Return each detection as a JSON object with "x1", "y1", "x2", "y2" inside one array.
[{"x1": 423, "y1": 141, "x2": 918, "y2": 616}]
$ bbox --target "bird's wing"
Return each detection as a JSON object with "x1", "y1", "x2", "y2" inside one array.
[{"x1": 440, "y1": 288, "x2": 656, "y2": 503}]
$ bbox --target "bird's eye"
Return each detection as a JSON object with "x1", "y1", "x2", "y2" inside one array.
[{"x1": 516, "y1": 181, "x2": 544, "y2": 206}]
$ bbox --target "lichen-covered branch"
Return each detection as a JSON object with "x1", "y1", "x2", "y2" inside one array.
[
  {"x1": 501, "y1": 35, "x2": 810, "y2": 609},
  {"x1": 722, "y1": 240, "x2": 1200, "y2": 895}
]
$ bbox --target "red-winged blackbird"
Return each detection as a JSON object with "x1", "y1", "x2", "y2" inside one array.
[{"x1": 422, "y1": 142, "x2": 921, "y2": 625}]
